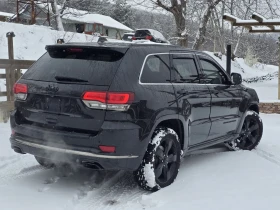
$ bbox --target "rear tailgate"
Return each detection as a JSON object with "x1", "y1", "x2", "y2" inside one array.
[{"x1": 15, "y1": 45, "x2": 127, "y2": 141}]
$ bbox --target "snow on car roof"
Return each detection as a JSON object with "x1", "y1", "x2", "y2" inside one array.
[{"x1": 136, "y1": 28, "x2": 167, "y2": 41}]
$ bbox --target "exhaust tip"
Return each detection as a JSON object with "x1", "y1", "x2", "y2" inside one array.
[
  {"x1": 13, "y1": 146, "x2": 26, "y2": 154},
  {"x1": 81, "y1": 161, "x2": 104, "y2": 170}
]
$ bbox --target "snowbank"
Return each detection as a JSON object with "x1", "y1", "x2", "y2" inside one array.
[
  {"x1": 0, "y1": 22, "x2": 98, "y2": 60},
  {"x1": 205, "y1": 52, "x2": 279, "y2": 102}
]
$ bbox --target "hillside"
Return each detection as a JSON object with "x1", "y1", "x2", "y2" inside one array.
[{"x1": 0, "y1": 22, "x2": 97, "y2": 60}]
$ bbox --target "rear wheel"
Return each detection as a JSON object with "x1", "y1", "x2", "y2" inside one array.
[
  {"x1": 35, "y1": 156, "x2": 55, "y2": 169},
  {"x1": 133, "y1": 127, "x2": 181, "y2": 191},
  {"x1": 225, "y1": 111, "x2": 263, "y2": 151}
]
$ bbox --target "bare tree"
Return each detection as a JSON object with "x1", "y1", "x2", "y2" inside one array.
[
  {"x1": 134, "y1": 0, "x2": 188, "y2": 46},
  {"x1": 51, "y1": 0, "x2": 68, "y2": 31},
  {"x1": 192, "y1": 0, "x2": 223, "y2": 50}
]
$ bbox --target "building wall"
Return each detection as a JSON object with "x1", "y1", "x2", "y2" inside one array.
[
  {"x1": 63, "y1": 23, "x2": 127, "y2": 39},
  {"x1": 105, "y1": 27, "x2": 125, "y2": 39},
  {"x1": 63, "y1": 23, "x2": 76, "y2": 33},
  {"x1": 259, "y1": 102, "x2": 280, "y2": 114}
]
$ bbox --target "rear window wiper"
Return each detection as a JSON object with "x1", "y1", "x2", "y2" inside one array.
[{"x1": 55, "y1": 76, "x2": 88, "y2": 83}]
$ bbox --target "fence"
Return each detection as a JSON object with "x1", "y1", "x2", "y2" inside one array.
[{"x1": 0, "y1": 32, "x2": 35, "y2": 123}]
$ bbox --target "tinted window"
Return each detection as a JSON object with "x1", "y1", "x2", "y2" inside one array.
[
  {"x1": 23, "y1": 48, "x2": 124, "y2": 86},
  {"x1": 172, "y1": 57, "x2": 199, "y2": 83},
  {"x1": 140, "y1": 54, "x2": 170, "y2": 83},
  {"x1": 122, "y1": 34, "x2": 133, "y2": 41},
  {"x1": 135, "y1": 30, "x2": 150, "y2": 37},
  {"x1": 200, "y1": 59, "x2": 228, "y2": 84}
]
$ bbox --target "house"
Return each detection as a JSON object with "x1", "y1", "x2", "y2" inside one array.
[
  {"x1": 10, "y1": 3, "x2": 133, "y2": 39},
  {"x1": 0, "y1": 11, "x2": 14, "y2": 22},
  {"x1": 61, "y1": 8, "x2": 133, "y2": 39}
]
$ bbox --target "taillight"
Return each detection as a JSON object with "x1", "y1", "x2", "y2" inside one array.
[
  {"x1": 13, "y1": 83, "x2": 28, "y2": 101},
  {"x1": 82, "y1": 91, "x2": 134, "y2": 111},
  {"x1": 132, "y1": 36, "x2": 136, "y2": 40},
  {"x1": 145, "y1": 35, "x2": 153, "y2": 40}
]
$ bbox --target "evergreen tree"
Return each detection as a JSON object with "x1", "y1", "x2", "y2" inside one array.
[{"x1": 111, "y1": 0, "x2": 135, "y2": 28}]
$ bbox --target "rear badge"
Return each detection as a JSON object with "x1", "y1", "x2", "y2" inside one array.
[{"x1": 46, "y1": 85, "x2": 59, "y2": 93}]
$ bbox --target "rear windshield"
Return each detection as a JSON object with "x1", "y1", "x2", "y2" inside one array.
[
  {"x1": 23, "y1": 48, "x2": 125, "y2": 85},
  {"x1": 135, "y1": 30, "x2": 150, "y2": 37}
]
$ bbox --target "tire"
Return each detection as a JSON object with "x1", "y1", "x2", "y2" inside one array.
[
  {"x1": 133, "y1": 127, "x2": 181, "y2": 191},
  {"x1": 225, "y1": 111, "x2": 263, "y2": 151},
  {"x1": 35, "y1": 156, "x2": 55, "y2": 169}
]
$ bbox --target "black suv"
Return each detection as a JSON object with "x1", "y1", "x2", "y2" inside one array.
[{"x1": 10, "y1": 43, "x2": 263, "y2": 191}]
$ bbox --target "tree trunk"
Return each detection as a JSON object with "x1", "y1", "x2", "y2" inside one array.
[
  {"x1": 51, "y1": 0, "x2": 64, "y2": 31},
  {"x1": 173, "y1": 11, "x2": 188, "y2": 47},
  {"x1": 192, "y1": 0, "x2": 222, "y2": 50}
]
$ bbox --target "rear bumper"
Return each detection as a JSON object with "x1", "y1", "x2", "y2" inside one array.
[
  {"x1": 10, "y1": 110, "x2": 148, "y2": 171},
  {"x1": 10, "y1": 136, "x2": 142, "y2": 170}
]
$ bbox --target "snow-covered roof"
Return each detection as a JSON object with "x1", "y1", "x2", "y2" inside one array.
[
  {"x1": 36, "y1": 3, "x2": 133, "y2": 32},
  {"x1": 62, "y1": 12, "x2": 133, "y2": 32},
  {"x1": 0, "y1": 11, "x2": 14, "y2": 17},
  {"x1": 224, "y1": 13, "x2": 280, "y2": 24}
]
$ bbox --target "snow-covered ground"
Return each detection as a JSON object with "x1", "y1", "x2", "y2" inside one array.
[
  {"x1": 207, "y1": 52, "x2": 279, "y2": 102},
  {"x1": 0, "y1": 114, "x2": 280, "y2": 210}
]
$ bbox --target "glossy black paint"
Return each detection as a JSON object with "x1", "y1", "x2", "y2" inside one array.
[{"x1": 10, "y1": 43, "x2": 260, "y2": 171}]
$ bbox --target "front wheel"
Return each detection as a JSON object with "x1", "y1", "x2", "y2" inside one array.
[
  {"x1": 225, "y1": 111, "x2": 263, "y2": 151},
  {"x1": 133, "y1": 127, "x2": 181, "y2": 191}
]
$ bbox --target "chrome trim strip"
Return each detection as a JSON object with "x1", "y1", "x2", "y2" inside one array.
[
  {"x1": 14, "y1": 139, "x2": 138, "y2": 159},
  {"x1": 138, "y1": 52, "x2": 232, "y2": 86}
]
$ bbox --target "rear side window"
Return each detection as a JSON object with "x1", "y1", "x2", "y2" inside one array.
[
  {"x1": 172, "y1": 57, "x2": 199, "y2": 82},
  {"x1": 140, "y1": 54, "x2": 170, "y2": 83},
  {"x1": 23, "y1": 48, "x2": 124, "y2": 86},
  {"x1": 135, "y1": 30, "x2": 150, "y2": 37}
]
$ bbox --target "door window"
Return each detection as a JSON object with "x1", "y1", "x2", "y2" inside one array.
[
  {"x1": 140, "y1": 54, "x2": 170, "y2": 83},
  {"x1": 172, "y1": 57, "x2": 200, "y2": 83},
  {"x1": 200, "y1": 59, "x2": 228, "y2": 84}
]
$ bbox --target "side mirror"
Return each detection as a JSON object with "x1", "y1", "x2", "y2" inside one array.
[{"x1": 231, "y1": 73, "x2": 242, "y2": 85}]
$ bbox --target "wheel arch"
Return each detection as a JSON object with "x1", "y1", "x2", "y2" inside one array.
[
  {"x1": 236, "y1": 103, "x2": 260, "y2": 135},
  {"x1": 151, "y1": 116, "x2": 186, "y2": 150},
  {"x1": 248, "y1": 103, "x2": 259, "y2": 114}
]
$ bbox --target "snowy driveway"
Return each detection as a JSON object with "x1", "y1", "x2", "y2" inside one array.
[{"x1": 0, "y1": 114, "x2": 280, "y2": 210}]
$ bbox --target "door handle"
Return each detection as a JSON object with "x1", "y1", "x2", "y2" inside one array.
[{"x1": 177, "y1": 89, "x2": 189, "y2": 95}]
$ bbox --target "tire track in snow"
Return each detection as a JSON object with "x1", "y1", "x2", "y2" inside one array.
[
  {"x1": 81, "y1": 172, "x2": 146, "y2": 210},
  {"x1": 61, "y1": 170, "x2": 124, "y2": 210},
  {"x1": 0, "y1": 156, "x2": 45, "y2": 185},
  {"x1": 0, "y1": 156, "x2": 19, "y2": 170},
  {"x1": 254, "y1": 148, "x2": 280, "y2": 167},
  {"x1": 38, "y1": 165, "x2": 75, "y2": 192}
]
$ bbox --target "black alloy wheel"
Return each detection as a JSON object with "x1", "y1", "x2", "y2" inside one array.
[
  {"x1": 226, "y1": 111, "x2": 263, "y2": 151},
  {"x1": 154, "y1": 138, "x2": 177, "y2": 184}
]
